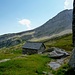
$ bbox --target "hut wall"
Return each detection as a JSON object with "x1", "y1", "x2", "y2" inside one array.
[
  {"x1": 38, "y1": 45, "x2": 45, "y2": 53},
  {"x1": 22, "y1": 48, "x2": 37, "y2": 54}
]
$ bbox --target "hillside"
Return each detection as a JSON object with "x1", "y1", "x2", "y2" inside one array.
[
  {"x1": 34, "y1": 9, "x2": 72, "y2": 37},
  {"x1": 0, "y1": 33, "x2": 73, "y2": 75},
  {"x1": 44, "y1": 34, "x2": 73, "y2": 51},
  {"x1": 0, "y1": 9, "x2": 72, "y2": 48},
  {"x1": 0, "y1": 34, "x2": 73, "y2": 55}
]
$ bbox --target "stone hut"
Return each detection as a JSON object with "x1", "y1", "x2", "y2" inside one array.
[{"x1": 22, "y1": 42, "x2": 46, "y2": 54}]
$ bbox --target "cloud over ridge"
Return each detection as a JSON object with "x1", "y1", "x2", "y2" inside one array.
[
  {"x1": 64, "y1": 0, "x2": 73, "y2": 9},
  {"x1": 18, "y1": 19, "x2": 31, "y2": 30}
]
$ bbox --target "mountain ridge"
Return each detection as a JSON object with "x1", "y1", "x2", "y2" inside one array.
[{"x1": 0, "y1": 9, "x2": 73, "y2": 48}]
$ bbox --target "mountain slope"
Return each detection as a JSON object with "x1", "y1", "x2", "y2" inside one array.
[
  {"x1": 0, "y1": 9, "x2": 73, "y2": 48},
  {"x1": 34, "y1": 9, "x2": 72, "y2": 37}
]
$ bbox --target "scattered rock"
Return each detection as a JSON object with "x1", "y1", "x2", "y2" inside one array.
[
  {"x1": 42, "y1": 71, "x2": 53, "y2": 75},
  {"x1": 48, "y1": 62, "x2": 61, "y2": 70},
  {"x1": 42, "y1": 71, "x2": 47, "y2": 74},
  {"x1": 48, "y1": 72, "x2": 53, "y2": 75},
  {"x1": 0, "y1": 59, "x2": 10, "y2": 63},
  {"x1": 48, "y1": 50, "x2": 64, "y2": 59},
  {"x1": 48, "y1": 47, "x2": 69, "y2": 59},
  {"x1": 48, "y1": 56, "x2": 70, "y2": 70}
]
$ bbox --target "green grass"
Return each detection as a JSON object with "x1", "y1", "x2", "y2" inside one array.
[
  {"x1": 0, "y1": 43, "x2": 24, "y2": 60},
  {"x1": 0, "y1": 54, "x2": 21, "y2": 60},
  {"x1": 45, "y1": 34, "x2": 73, "y2": 51},
  {"x1": 0, "y1": 54, "x2": 51, "y2": 75},
  {"x1": 0, "y1": 33, "x2": 73, "y2": 75}
]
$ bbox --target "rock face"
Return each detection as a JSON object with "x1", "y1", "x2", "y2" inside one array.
[
  {"x1": 69, "y1": 0, "x2": 75, "y2": 69},
  {"x1": 34, "y1": 9, "x2": 72, "y2": 38},
  {"x1": 72, "y1": 0, "x2": 75, "y2": 46},
  {"x1": 69, "y1": 48, "x2": 75, "y2": 68}
]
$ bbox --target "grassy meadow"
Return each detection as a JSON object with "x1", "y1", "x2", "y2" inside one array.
[
  {"x1": 0, "y1": 34, "x2": 73, "y2": 75},
  {"x1": 0, "y1": 54, "x2": 51, "y2": 75},
  {"x1": 45, "y1": 34, "x2": 73, "y2": 51}
]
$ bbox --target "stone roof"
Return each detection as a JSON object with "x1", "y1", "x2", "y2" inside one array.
[{"x1": 22, "y1": 42, "x2": 45, "y2": 50}]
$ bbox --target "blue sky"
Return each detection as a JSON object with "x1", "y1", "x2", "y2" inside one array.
[{"x1": 0, "y1": 0, "x2": 73, "y2": 35}]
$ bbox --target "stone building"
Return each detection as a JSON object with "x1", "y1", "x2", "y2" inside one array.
[{"x1": 22, "y1": 42, "x2": 46, "y2": 54}]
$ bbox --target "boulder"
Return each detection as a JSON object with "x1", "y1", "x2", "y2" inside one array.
[
  {"x1": 48, "y1": 62, "x2": 61, "y2": 70},
  {"x1": 48, "y1": 47, "x2": 69, "y2": 59},
  {"x1": 48, "y1": 50, "x2": 64, "y2": 59}
]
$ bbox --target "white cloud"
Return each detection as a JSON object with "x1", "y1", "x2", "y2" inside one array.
[
  {"x1": 18, "y1": 19, "x2": 31, "y2": 30},
  {"x1": 64, "y1": 0, "x2": 73, "y2": 9}
]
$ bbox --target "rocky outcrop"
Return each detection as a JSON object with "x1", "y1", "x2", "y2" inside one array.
[
  {"x1": 48, "y1": 47, "x2": 69, "y2": 59},
  {"x1": 34, "y1": 9, "x2": 72, "y2": 38},
  {"x1": 48, "y1": 57, "x2": 69, "y2": 70},
  {"x1": 69, "y1": 48, "x2": 75, "y2": 68},
  {"x1": 69, "y1": 0, "x2": 75, "y2": 69}
]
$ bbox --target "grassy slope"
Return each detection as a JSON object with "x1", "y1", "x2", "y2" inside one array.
[
  {"x1": 0, "y1": 34, "x2": 73, "y2": 75},
  {"x1": 0, "y1": 43, "x2": 51, "y2": 75},
  {"x1": 0, "y1": 54, "x2": 51, "y2": 75},
  {"x1": 45, "y1": 34, "x2": 73, "y2": 51},
  {"x1": 0, "y1": 43, "x2": 24, "y2": 60}
]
